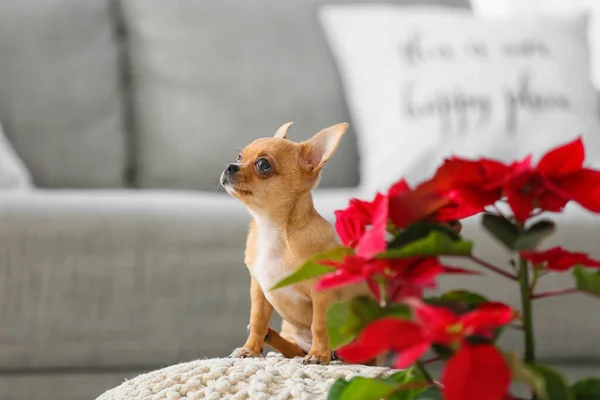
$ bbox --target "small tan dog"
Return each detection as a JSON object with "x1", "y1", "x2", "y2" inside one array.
[{"x1": 221, "y1": 122, "x2": 369, "y2": 365}]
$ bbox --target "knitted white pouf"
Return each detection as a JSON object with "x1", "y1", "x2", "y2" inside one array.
[{"x1": 97, "y1": 353, "x2": 394, "y2": 400}]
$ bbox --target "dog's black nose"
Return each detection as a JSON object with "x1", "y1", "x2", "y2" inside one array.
[{"x1": 226, "y1": 163, "x2": 239, "y2": 175}]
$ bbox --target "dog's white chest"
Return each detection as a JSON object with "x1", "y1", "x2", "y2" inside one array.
[{"x1": 250, "y1": 217, "x2": 304, "y2": 302}]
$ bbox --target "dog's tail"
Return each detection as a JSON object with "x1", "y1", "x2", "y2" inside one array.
[{"x1": 264, "y1": 327, "x2": 306, "y2": 358}]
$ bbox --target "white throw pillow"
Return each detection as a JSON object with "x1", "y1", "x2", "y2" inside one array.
[
  {"x1": 320, "y1": 5, "x2": 600, "y2": 191},
  {"x1": 0, "y1": 121, "x2": 33, "y2": 190},
  {"x1": 471, "y1": 0, "x2": 600, "y2": 90}
]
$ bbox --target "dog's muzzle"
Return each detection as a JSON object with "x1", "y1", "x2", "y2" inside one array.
[{"x1": 221, "y1": 163, "x2": 239, "y2": 186}]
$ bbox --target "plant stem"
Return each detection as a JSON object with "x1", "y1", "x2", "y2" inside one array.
[
  {"x1": 416, "y1": 361, "x2": 434, "y2": 384},
  {"x1": 529, "y1": 267, "x2": 539, "y2": 295},
  {"x1": 532, "y1": 287, "x2": 578, "y2": 300},
  {"x1": 518, "y1": 257, "x2": 537, "y2": 400},
  {"x1": 470, "y1": 256, "x2": 518, "y2": 280},
  {"x1": 390, "y1": 381, "x2": 432, "y2": 395},
  {"x1": 378, "y1": 279, "x2": 388, "y2": 308},
  {"x1": 423, "y1": 356, "x2": 441, "y2": 365}
]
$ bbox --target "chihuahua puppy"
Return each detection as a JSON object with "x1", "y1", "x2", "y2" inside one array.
[{"x1": 221, "y1": 122, "x2": 370, "y2": 365}]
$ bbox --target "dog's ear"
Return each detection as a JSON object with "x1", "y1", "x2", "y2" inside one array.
[
  {"x1": 274, "y1": 122, "x2": 294, "y2": 139},
  {"x1": 300, "y1": 123, "x2": 348, "y2": 173}
]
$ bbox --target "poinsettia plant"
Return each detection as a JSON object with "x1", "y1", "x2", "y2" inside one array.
[{"x1": 273, "y1": 137, "x2": 600, "y2": 400}]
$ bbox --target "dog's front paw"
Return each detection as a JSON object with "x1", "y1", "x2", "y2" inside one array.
[
  {"x1": 229, "y1": 346, "x2": 262, "y2": 359},
  {"x1": 303, "y1": 350, "x2": 331, "y2": 365}
]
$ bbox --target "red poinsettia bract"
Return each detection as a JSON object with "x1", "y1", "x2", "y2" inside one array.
[
  {"x1": 325, "y1": 180, "x2": 471, "y2": 300},
  {"x1": 416, "y1": 137, "x2": 600, "y2": 222},
  {"x1": 315, "y1": 255, "x2": 473, "y2": 302},
  {"x1": 411, "y1": 301, "x2": 517, "y2": 347},
  {"x1": 505, "y1": 138, "x2": 600, "y2": 221},
  {"x1": 420, "y1": 157, "x2": 525, "y2": 221},
  {"x1": 442, "y1": 343, "x2": 512, "y2": 400},
  {"x1": 334, "y1": 197, "x2": 377, "y2": 248},
  {"x1": 520, "y1": 246, "x2": 600, "y2": 272},
  {"x1": 322, "y1": 137, "x2": 600, "y2": 400},
  {"x1": 336, "y1": 302, "x2": 516, "y2": 400},
  {"x1": 334, "y1": 179, "x2": 452, "y2": 252}
]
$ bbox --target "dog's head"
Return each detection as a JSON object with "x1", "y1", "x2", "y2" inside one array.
[{"x1": 220, "y1": 122, "x2": 348, "y2": 212}]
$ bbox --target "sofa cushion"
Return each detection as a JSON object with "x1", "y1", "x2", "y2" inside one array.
[
  {"x1": 0, "y1": 190, "x2": 599, "y2": 369},
  {"x1": 0, "y1": 0, "x2": 127, "y2": 188},
  {"x1": 120, "y1": 0, "x2": 469, "y2": 190}
]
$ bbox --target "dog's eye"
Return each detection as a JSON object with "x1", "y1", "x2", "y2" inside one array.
[{"x1": 255, "y1": 158, "x2": 272, "y2": 174}]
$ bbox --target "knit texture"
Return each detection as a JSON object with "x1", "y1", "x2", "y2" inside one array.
[{"x1": 97, "y1": 353, "x2": 394, "y2": 400}]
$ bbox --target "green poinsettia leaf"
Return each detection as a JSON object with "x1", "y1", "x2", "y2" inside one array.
[
  {"x1": 387, "y1": 385, "x2": 429, "y2": 400},
  {"x1": 326, "y1": 298, "x2": 374, "y2": 350},
  {"x1": 328, "y1": 372, "x2": 429, "y2": 400},
  {"x1": 328, "y1": 378, "x2": 351, "y2": 400},
  {"x1": 572, "y1": 266, "x2": 600, "y2": 296},
  {"x1": 270, "y1": 246, "x2": 352, "y2": 290},
  {"x1": 326, "y1": 302, "x2": 358, "y2": 350},
  {"x1": 482, "y1": 213, "x2": 519, "y2": 250},
  {"x1": 426, "y1": 290, "x2": 494, "y2": 355},
  {"x1": 483, "y1": 214, "x2": 555, "y2": 251},
  {"x1": 385, "y1": 303, "x2": 412, "y2": 319},
  {"x1": 338, "y1": 377, "x2": 397, "y2": 400},
  {"x1": 328, "y1": 379, "x2": 351, "y2": 400},
  {"x1": 428, "y1": 343, "x2": 454, "y2": 361},
  {"x1": 425, "y1": 290, "x2": 488, "y2": 317},
  {"x1": 388, "y1": 222, "x2": 461, "y2": 249},
  {"x1": 350, "y1": 295, "x2": 386, "y2": 321},
  {"x1": 326, "y1": 297, "x2": 410, "y2": 349},
  {"x1": 384, "y1": 369, "x2": 430, "y2": 400},
  {"x1": 384, "y1": 369, "x2": 420, "y2": 384},
  {"x1": 270, "y1": 263, "x2": 334, "y2": 291},
  {"x1": 570, "y1": 378, "x2": 600, "y2": 400},
  {"x1": 437, "y1": 290, "x2": 488, "y2": 307},
  {"x1": 529, "y1": 364, "x2": 573, "y2": 400},
  {"x1": 505, "y1": 353, "x2": 548, "y2": 400},
  {"x1": 414, "y1": 386, "x2": 442, "y2": 400},
  {"x1": 377, "y1": 230, "x2": 472, "y2": 259},
  {"x1": 514, "y1": 220, "x2": 556, "y2": 251}
]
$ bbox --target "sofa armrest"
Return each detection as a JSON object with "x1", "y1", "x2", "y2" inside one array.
[{"x1": 0, "y1": 190, "x2": 252, "y2": 369}]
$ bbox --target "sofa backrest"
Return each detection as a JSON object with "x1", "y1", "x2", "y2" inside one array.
[
  {"x1": 0, "y1": 0, "x2": 127, "y2": 188},
  {"x1": 0, "y1": 0, "x2": 468, "y2": 190},
  {"x1": 120, "y1": 0, "x2": 468, "y2": 190}
]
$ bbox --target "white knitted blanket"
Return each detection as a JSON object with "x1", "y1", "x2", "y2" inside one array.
[{"x1": 97, "y1": 353, "x2": 394, "y2": 400}]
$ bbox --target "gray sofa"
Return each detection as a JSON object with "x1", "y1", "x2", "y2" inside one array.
[{"x1": 0, "y1": 1, "x2": 599, "y2": 399}]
